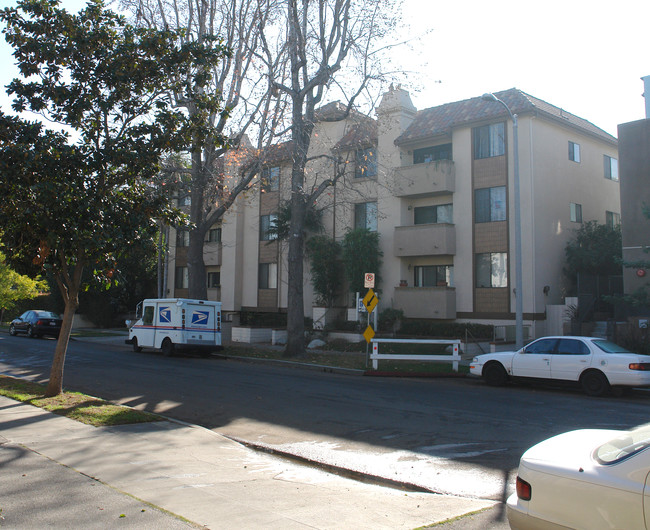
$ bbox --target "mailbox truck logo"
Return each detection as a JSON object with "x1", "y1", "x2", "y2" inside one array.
[
  {"x1": 191, "y1": 311, "x2": 209, "y2": 326},
  {"x1": 159, "y1": 307, "x2": 171, "y2": 323}
]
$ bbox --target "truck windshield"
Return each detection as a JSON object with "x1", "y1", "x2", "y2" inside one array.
[{"x1": 595, "y1": 424, "x2": 650, "y2": 464}]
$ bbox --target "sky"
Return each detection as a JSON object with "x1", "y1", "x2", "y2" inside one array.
[{"x1": 0, "y1": 0, "x2": 647, "y2": 138}]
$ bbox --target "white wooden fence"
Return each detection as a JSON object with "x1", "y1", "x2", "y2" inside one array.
[{"x1": 370, "y1": 338, "x2": 461, "y2": 371}]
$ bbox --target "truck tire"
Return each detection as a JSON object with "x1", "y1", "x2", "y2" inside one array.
[
  {"x1": 161, "y1": 338, "x2": 175, "y2": 357},
  {"x1": 132, "y1": 337, "x2": 142, "y2": 353}
]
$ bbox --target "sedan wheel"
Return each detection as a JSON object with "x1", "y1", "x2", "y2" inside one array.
[
  {"x1": 9, "y1": 324, "x2": 17, "y2": 336},
  {"x1": 581, "y1": 370, "x2": 610, "y2": 397},
  {"x1": 483, "y1": 362, "x2": 508, "y2": 386},
  {"x1": 27, "y1": 325, "x2": 36, "y2": 338}
]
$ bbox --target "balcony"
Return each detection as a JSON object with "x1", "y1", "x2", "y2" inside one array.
[
  {"x1": 393, "y1": 223, "x2": 456, "y2": 257},
  {"x1": 203, "y1": 242, "x2": 222, "y2": 266},
  {"x1": 393, "y1": 287, "x2": 456, "y2": 319},
  {"x1": 393, "y1": 160, "x2": 455, "y2": 198}
]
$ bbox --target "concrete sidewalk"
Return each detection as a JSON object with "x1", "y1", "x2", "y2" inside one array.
[{"x1": 0, "y1": 395, "x2": 495, "y2": 529}]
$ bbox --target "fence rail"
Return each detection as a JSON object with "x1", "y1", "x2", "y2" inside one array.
[{"x1": 370, "y1": 338, "x2": 461, "y2": 371}]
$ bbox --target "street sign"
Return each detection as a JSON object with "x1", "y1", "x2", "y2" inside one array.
[
  {"x1": 362, "y1": 289, "x2": 378, "y2": 314},
  {"x1": 364, "y1": 273, "x2": 375, "y2": 289},
  {"x1": 363, "y1": 325, "x2": 375, "y2": 343}
]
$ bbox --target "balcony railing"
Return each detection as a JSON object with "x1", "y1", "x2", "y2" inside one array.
[
  {"x1": 393, "y1": 287, "x2": 456, "y2": 319},
  {"x1": 393, "y1": 223, "x2": 455, "y2": 257},
  {"x1": 393, "y1": 160, "x2": 455, "y2": 197}
]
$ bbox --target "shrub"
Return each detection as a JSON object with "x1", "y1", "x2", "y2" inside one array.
[{"x1": 399, "y1": 320, "x2": 493, "y2": 339}]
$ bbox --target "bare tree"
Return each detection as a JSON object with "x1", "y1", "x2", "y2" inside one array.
[
  {"x1": 260, "y1": 0, "x2": 403, "y2": 357},
  {"x1": 120, "y1": 0, "x2": 288, "y2": 299}
]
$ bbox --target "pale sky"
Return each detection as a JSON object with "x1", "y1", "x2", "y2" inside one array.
[{"x1": 1, "y1": 0, "x2": 647, "y2": 137}]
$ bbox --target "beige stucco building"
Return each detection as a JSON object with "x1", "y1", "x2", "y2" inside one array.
[{"x1": 167, "y1": 87, "x2": 620, "y2": 338}]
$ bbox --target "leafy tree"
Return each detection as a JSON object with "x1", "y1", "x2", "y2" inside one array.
[
  {"x1": 0, "y1": 250, "x2": 48, "y2": 323},
  {"x1": 0, "y1": 0, "x2": 228, "y2": 396},
  {"x1": 306, "y1": 236, "x2": 343, "y2": 307},
  {"x1": 564, "y1": 221, "x2": 622, "y2": 294},
  {"x1": 341, "y1": 229, "x2": 383, "y2": 295}
]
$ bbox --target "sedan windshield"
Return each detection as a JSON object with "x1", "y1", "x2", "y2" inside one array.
[
  {"x1": 592, "y1": 340, "x2": 633, "y2": 354},
  {"x1": 595, "y1": 424, "x2": 650, "y2": 464}
]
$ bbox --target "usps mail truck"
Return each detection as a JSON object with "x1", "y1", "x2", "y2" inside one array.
[{"x1": 126, "y1": 298, "x2": 222, "y2": 356}]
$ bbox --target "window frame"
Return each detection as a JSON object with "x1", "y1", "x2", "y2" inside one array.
[
  {"x1": 175, "y1": 266, "x2": 188, "y2": 289},
  {"x1": 355, "y1": 147, "x2": 377, "y2": 179},
  {"x1": 414, "y1": 203, "x2": 453, "y2": 225},
  {"x1": 207, "y1": 227, "x2": 222, "y2": 243},
  {"x1": 474, "y1": 123, "x2": 505, "y2": 159},
  {"x1": 476, "y1": 252, "x2": 508, "y2": 288},
  {"x1": 475, "y1": 186, "x2": 506, "y2": 223},
  {"x1": 207, "y1": 271, "x2": 221, "y2": 289},
  {"x1": 570, "y1": 202, "x2": 583, "y2": 223},
  {"x1": 258, "y1": 262, "x2": 278, "y2": 289},
  {"x1": 413, "y1": 265, "x2": 454, "y2": 287},
  {"x1": 354, "y1": 201, "x2": 378, "y2": 231},
  {"x1": 604, "y1": 155, "x2": 619, "y2": 181},
  {"x1": 606, "y1": 211, "x2": 620, "y2": 228},
  {"x1": 176, "y1": 228, "x2": 190, "y2": 247},
  {"x1": 413, "y1": 143, "x2": 453, "y2": 164},
  {"x1": 260, "y1": 214, "x2": 279, "y2": 241},
  {"x1": 261, "y1": 166, "x2": 280, "y2": 192},
  {"x1": 569, "y1": 141, "x2": 581, "y2": 163}
]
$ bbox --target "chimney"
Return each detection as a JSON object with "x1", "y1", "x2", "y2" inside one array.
[{"x1": 643, "y1": 75, "x2": 650, "y2": 119}]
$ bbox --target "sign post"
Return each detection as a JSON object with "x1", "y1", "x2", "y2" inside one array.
[{"x1": 362, "y1": 274, "x2": 378, "y2": 367}]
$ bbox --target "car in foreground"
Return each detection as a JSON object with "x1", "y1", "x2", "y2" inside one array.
[
  {"x1": 469, "y1": 336, "x2": 650, "y2": 396},
  {"x1": 507, "y1": 424, "x2": 650, "y2": 529},
  {"x1": 9, "y1": 310, "x2": 62, "y2": 338}
]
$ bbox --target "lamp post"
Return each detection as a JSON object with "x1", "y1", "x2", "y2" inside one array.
[{"x1": 482, "y1": 93, "x2": 524, "y2": 349}]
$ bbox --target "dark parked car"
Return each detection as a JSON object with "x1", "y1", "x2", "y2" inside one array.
[{"x1": 9, "y1": 310, "x2": 62, "y2": 338}]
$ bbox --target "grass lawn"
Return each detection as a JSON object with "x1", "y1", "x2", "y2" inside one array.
[{"x1": 0, "y1": 375, "x2": 161, "y2": 426}]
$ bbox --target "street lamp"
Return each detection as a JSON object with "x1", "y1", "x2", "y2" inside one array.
[{"x1": 481, "y1": 93, "x2": 524, "y2": 349}]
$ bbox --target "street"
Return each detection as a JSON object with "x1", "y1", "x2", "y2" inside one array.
[{"x1": 1, "y1": 334, "x2": 649, "y2": 517}]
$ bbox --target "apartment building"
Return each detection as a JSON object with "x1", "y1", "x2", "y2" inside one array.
[{"x1": 167, "y1": 86, "x2": 620, "y2": 338}]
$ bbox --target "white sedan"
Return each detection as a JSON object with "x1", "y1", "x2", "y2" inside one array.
[
  {"x1": 507, "y1": 425, "x2": 650, "y2": 529},
  {"x1": 469, "y1": 336, "x2": 650, "y2": 396}
]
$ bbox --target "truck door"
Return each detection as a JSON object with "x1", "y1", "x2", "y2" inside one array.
[
  {"x1": 136, "y1": 303, "x2": 157, "y2": 347},
  {"x1": 154, "y1": 303, "x2": 174, "y2": 348}
]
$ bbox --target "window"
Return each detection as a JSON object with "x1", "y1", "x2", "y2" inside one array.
[
  {"x1": 260, "y1": 214, "x2": 278, "y2": 241},
  {"x1": 178, "y1": 195, "x2": 191, "y2": 207},
  {"x1": 606, "y1": 211, "x2": 620, "y2": 228},
  {"x1": 207, "y1": 271, "x2": 220, "y2": 288},
  {"x1": 414, "y1": 265, "x2": 454, "y2": 287},
  {"x1": 570, "y1": 203, "x2": 583, "y2": 223},
  {"x1": 413, "y1": 144, "x2": 452, "y2": 164},
  {"x1": 355, "y1": 147, "x2": 377, "y2": 178},
  {"x1": 142, "y1": 306, "x2": 154, "y2": 325},
  {"x1": 176, "y1": 229, "x2": 190, "y2": 247},
  {"x1": 207, "y1": 227, "x2": 221, "y2": 243},
  {"x1": 556, "y1": 338, "x2": 590, "y2": 355},
  {"x1": 524, "y1": 338, "x2": 557, "y2": 354},
  {"x1": 475, "y1": 187, "x2": 506, "y2": 223},
  {"x1": 175, "y1": 266, "x2": 188, "y2": 289},
  {"x1": 258, "y1": 262, "x2": 278, "y2": 289},
  {"x1": 569, "y1": 141, "x2": 581, "y2": 163},
  {"x1": 414, "y1": 204, "x2": 453, "y2": 225},
  {"x1": 354, "y1": 202, "x2": 378, "y2": 231},
  {"x1": 261, "y1": 166, "x2": 280, "y2": 192},
  {"x1": 476, "y1": 252, "x2": 508, "y2": 288},
  {"x1": 474, "y1": 123, "x2": 505, "y2": 159},
  {"x1": 604, "y1": 155, "x2": 619, "y2": 181}
]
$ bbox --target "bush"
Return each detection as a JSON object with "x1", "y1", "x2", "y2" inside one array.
[
  {"x1": 240, "y1": 311, "x2": 287, "y2": 328},
  {"x1": 399, "y1": 320, "x2": 493, "y2": 339}
]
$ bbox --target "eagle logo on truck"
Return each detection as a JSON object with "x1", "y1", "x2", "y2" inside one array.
[
  {"x1": 191, "y1": 311, "x2": 209, "y2": 326},
  {"x1": 159, "y1": 307, "x2": 172, "y2": 323}
]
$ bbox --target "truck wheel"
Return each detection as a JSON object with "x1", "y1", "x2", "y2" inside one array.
[
  {"x1": 132, "y1": 338, "x2": 142, "y2": 353},
  {"x1": 161, "y1": 338, "x2": 174, "y2": 357}
]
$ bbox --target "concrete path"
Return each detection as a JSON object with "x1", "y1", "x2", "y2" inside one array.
[{"x1": 0, "y1": 395, "x2": 495, "y2": 529}]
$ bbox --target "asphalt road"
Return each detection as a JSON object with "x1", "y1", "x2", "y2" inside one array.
[{"x1": 1, "y1": 334, "x2": 649, "y2": 526}]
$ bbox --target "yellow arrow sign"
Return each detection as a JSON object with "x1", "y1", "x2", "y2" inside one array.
[
  {"x1": 362, "y1": 289, "x2": 378, "y2": 313},
  {"x1": 363, "y1": 325, "x2": 375, "y2": 344}
]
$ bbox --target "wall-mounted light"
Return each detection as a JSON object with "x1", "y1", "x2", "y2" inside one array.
[
  {"x1": 407, "y1": 205, "x2": 412, "y2": 210},
  {"x1": 543, "y1": 285, "x2": 550, "y2": 295},
  {"x1": 408, "y1": 264, "x2": 412, "y2": 270}
]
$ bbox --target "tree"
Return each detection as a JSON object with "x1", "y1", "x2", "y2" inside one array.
[
  {"x1": 120, "y1": 0, "x2": 286, "y2": 299},
  {"x1": 306, "y1": 235, "x2": 343, "y2": 307},
  {"x1": 0, "y1": 0, "x2": 228, "y2": 395},
  {"x1": 341, "y1": 228, "x2": 383, "y2": 295},
  {"x1": 261, "y1": 0, "x2": 403, "y2": 357},
  {"x1": 0, "y1": 250, "x2": 48, "y2": 323},
  {"x1": 564, "y1": 221, "x2": 622, "y2": 294}
]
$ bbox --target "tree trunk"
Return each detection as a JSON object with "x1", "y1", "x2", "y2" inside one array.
[
  {"x1": 46, "y1": 268, "x2": 82, "y2": 397},
  {"x1": 188, "y1": 226, "x2": 208, "y2": 299}
]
